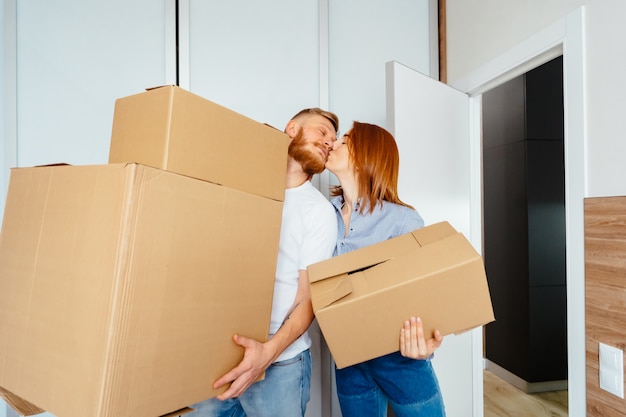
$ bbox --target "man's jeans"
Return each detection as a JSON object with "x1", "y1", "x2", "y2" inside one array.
[
  {"x1": 191, "y1": 349, "x2": 311, "y2": 417},
  {"x1": 336, "y1": 352, "x2": 446, "y2": 417}
]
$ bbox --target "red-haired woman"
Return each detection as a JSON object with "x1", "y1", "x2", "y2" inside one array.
[{"x1": 325, "y1": 121, "x2": 446, "y2": 417}]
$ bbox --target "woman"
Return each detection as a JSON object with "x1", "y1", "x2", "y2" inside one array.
[{"x1": 325, "y1": 121, "x2": 446, "y2": 417}]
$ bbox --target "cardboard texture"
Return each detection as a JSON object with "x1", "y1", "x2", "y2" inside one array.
[
  {"x1": 0, "y1": 163, "x2": 282, "y2": 417},
  {"x1": 308, "y1": 222, "x2": 495, "y2": 369},
  {"x1": 109, "y1": 85, "x2": 289, "y2": 201}
]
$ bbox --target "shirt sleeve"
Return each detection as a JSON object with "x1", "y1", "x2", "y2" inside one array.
[
  {"x1": 396, "y1": 206, "x2": 425, "y2": 236},
  {"x1": 299, "y1": 202, "x2": 338, "y2": 270}
]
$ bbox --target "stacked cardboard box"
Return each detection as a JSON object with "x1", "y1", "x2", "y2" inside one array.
[
  {"x1": 109, "y1": 86, "x2": 287, "y2": 201},
  {"x1": 0, "y1": 86, "x2": 289, "y2": 417}
]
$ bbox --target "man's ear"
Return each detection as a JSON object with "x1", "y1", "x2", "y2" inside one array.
[{"x1": 285, "y1": 120, "x2": 299, "y2": 139}]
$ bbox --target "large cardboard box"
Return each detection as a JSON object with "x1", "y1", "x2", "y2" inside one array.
[
  {"x1": 307, "y1": 221, "x2": 495, "y2": 369},
  {"x1": 109, "y1": 85, "x2": 289, "y2": 202},
  {"x1": 0, "y1": 163, "x2": 282, "y2": 417}
]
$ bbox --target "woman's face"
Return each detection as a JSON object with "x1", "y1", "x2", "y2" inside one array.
[{"x1": 325, "y1": 130, "x2": 352, "y2": 176}]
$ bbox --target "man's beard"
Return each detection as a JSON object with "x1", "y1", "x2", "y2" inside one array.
[{"x1": 288, "y1": 129, "x2": 326, "y2": 176}]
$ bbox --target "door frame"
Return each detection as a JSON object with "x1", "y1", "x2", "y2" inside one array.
[{"x1": 451, "y1": 7, "x2": 586, "y2": 416}]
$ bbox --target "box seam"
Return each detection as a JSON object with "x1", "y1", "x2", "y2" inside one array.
[
  {"x1": 98, "y1": 164, "x2": 139, "y2": 416},
  {"x1": 162, "y1": 88, "x2": 175, "y2": 168}
]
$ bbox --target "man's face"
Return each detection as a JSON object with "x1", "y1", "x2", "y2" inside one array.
[{"x1": 288, "y1": 114, "x2": 337, "y2": 176}]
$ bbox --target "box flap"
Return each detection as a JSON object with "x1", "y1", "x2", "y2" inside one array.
[
  {"x1": 410, "y1": 221, "x2": 457, "y2": 246},
  {"x1": 309, "y1": 273, "x2": 353, "y2": 312},
  {"x1": 308, "y1": 221, "x2": 458, "y2": 284},
  {"x1": 0, "y1": 386, "x2": 45, "y2": 416},
  {"x1": 361, "y1": 233, "x2": 481, "y2": 292},
  {"x1": 308, "y1": 234, "x2": 415, "y2": 283}
]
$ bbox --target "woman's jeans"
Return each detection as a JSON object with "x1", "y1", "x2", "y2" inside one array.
[
  {"x1": 336, "y1": 352, "x2": 446, "y2": 417},
  {"x1": 191, "y1": 349, "x2": 311, "y2": 417}
]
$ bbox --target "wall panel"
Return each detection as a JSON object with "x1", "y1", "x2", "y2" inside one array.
[
  {"x1": 585, "y1": 196, "x2": 626, "y2": 416},
  {"x1": 15, "y1": 0, "x2": 172, "y2": 168},
  {"x1": 186, "y1": 0, "x2": 320, "y2": 130}
]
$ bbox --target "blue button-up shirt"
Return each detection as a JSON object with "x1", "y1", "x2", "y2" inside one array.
[{"x1": 331, "y1": 195, "x2": 424, "y2": 256}]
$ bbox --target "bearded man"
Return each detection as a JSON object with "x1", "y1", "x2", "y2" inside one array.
[{"x1": 191, "y1": 108, "x2": 339, "y2": 417}]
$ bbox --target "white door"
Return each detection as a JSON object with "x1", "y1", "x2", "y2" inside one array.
[{"x1": 386, "y1": 60, "x2": 483, "y2": 417}]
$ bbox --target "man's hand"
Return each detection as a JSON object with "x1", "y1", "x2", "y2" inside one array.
[
  {"x1": 399, "y1": 316, "x2": 443, "y2": 360},
  {"x1": 212, "y1": 270, "x2": 315, "y2": 401},
  {"x1": 213, "y1": 334, "x2": 276, "y2": 400}
]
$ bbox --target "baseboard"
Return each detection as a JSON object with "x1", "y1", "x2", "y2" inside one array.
[{"x1": 484, "y1": 359, "x2": 568, "y2": 393}]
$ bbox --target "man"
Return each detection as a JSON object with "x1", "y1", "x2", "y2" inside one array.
[{"x1": 192, "y1": 108, "x2": 339, "y2": 417}]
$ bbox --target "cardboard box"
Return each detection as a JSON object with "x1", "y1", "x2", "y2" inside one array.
[
  {"x1": 109, "y1": 85, "x2": 289, "y2": 201},
  {"x1": 307, "y1": 221, "x2": 494, "y2": 369},
  {"x1": 0, "y1": 163, "x2": 283, "y2": 417}
]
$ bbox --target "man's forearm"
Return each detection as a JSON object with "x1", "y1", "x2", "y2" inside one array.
[{"x1": 266, "y1": 298, "x2": 314, "y2": 362}]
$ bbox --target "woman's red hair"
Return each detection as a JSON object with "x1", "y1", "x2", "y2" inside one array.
[{"x1": 332, "y1": 121, "x2": 413, "y2": 214}]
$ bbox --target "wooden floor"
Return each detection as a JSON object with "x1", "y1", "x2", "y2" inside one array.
[{"x1": 484, "y1": 370, "x2": 568, "y2": 417}]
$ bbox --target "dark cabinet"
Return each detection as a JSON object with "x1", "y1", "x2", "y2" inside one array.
[{"x1": 482, "y1": 56, "x2": 567, "y2": 390}]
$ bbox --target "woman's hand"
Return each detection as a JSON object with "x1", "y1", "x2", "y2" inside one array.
[{"x1": 399, "y1": 316, "x2": 443, "y2": 359}]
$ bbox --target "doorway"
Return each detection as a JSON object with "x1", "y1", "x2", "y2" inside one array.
[
  {"x1": 481, "y1": 56, "x2": 568, "y2": 414},
  {"x1": 386, "y1": 9, "x2": 586, "y2": 414},
  {"x1": 450, "y1": 9, "x2": 587, "y2": 415}
]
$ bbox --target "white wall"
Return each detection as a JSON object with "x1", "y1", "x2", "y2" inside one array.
[
  {"x1": 447, "y1": 0, "x2": 626, "y2": 198},
  {"x1": 14, "y1": 1, "x2": 174, "y2": 168},
  {"x1": 184, "y1": 0, "x2": 321, "y2": 130},
  {"x1": 1, "y1": 0, "x2": 14, "y2": 224},
  {"x1": 329, "y1": 0, "x2": 432, "y2": 129},
  {"x1": 583, "y1": 0, "x2": 626, "y2": 197},
  {"x1": 446, "y1": 0, "x2": 585, "y2": 83},
  {"x1": 180, "y1": 0, "x2": 433, "y2": 135}
]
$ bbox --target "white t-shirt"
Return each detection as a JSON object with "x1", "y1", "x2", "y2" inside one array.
[{"x1": 270, "y1": 180, "x2": 337, "y2": 362}]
